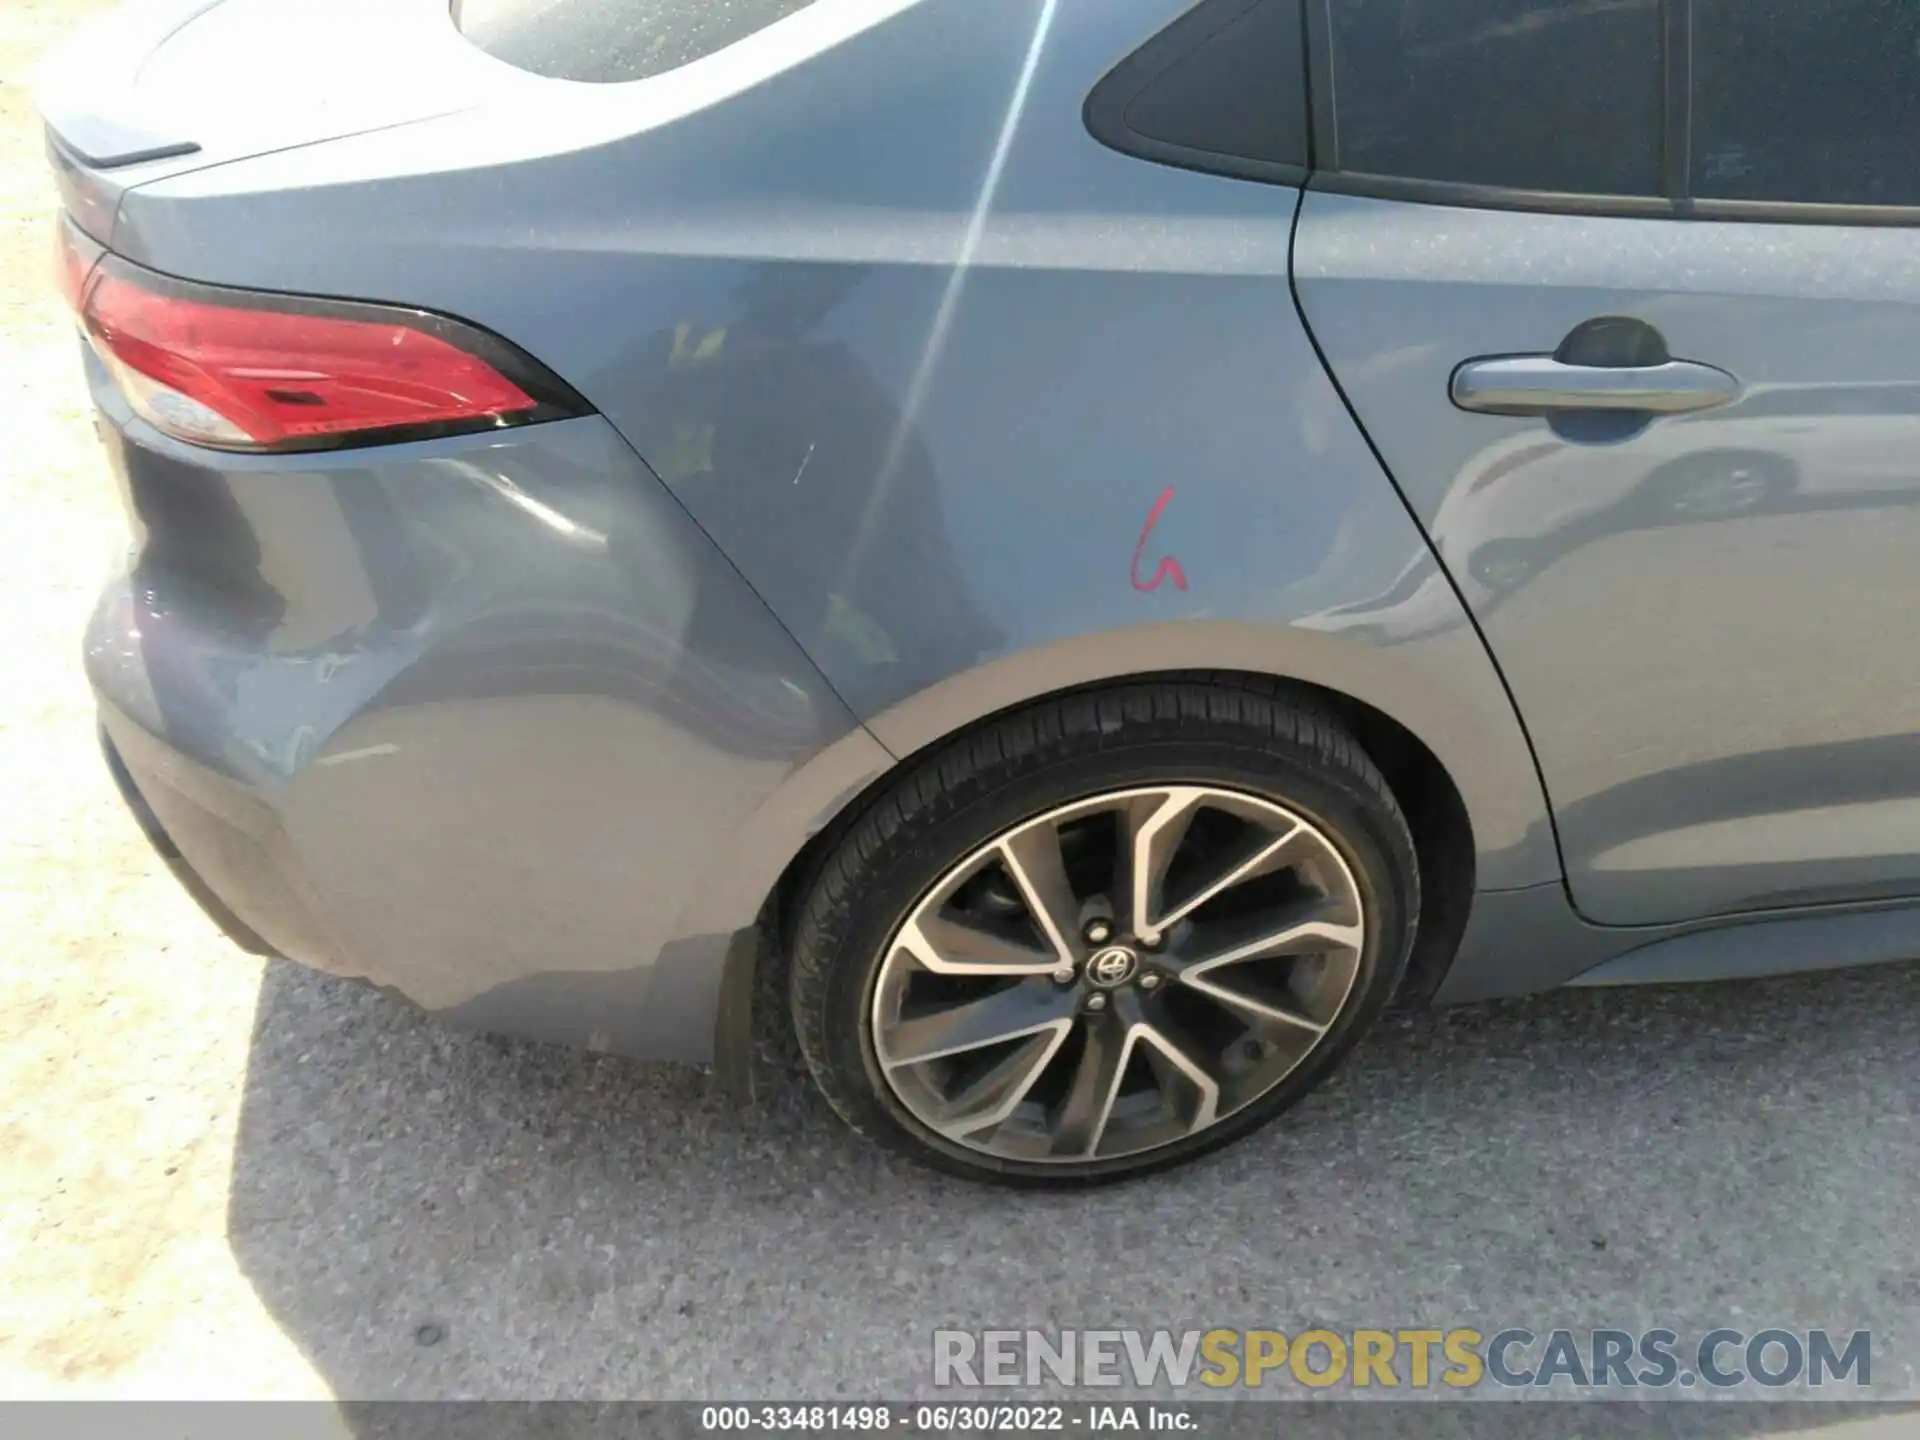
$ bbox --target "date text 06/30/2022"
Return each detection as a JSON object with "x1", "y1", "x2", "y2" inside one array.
[{"x1": 702, "y1": 1406, "x2": 1197, "y2": 1432}]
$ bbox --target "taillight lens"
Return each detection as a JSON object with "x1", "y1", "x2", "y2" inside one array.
[
  {"x1": 55, "y1": 219, "x2": 90, "y2": 312},
  {"x1": 77, "y1": 257, "x2": 586, "y2": 452}
]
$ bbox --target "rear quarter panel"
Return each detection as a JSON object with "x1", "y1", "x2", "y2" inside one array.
[
  {"x1": 109, "y1": 0, "x2": 1561, "y2": 893},
  {"x1": 86, "y1": 398, "x2": 886, "y2": 1060}
]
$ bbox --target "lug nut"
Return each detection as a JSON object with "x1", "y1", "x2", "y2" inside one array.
[
  {"x1": 1139, "y1": 972, "x2": 1162, "y2": 991},
  {"x1": 1139, "y1": 931, "x2": 1164, "y2": 951},
  {"x1": 1083, "y1": 918, "x2": 1114, "y2": 944},
  {"x1": 1051, "y1": 965, "x2": 1076, "y2": 986},
  {"x1": 1085, "y1": 993, "x2": 1109, "y2": 1012}
]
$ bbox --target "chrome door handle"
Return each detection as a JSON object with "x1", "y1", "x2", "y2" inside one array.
[{"x1": 1451, "y1": 356, "x2": 1742, "y2": 416}]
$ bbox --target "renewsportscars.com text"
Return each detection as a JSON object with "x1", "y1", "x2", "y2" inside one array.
[{"x1": 933, "y1": 1327, "x2": 1873, "y2": 1392}]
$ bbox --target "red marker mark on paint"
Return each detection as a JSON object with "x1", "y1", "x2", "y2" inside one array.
[{"x1": 1131, "y1": 486, "x2": 1189, "y2": 594}]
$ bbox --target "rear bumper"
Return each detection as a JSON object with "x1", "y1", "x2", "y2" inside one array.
[
  {"x1": 99, "y1": 719, "x2": 274, "y2": 959},
  {"x1": 83, "y1": 396, "x2": 864, "y2": 1064}
]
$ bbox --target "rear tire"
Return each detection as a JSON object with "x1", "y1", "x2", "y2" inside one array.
[{"x1": 789, "y1": 678, "x2": 1419, "y2": 1185}]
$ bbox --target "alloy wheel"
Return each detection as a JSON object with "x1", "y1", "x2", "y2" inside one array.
[{"x1": 868, "y1": 785, "x2": 1367, "y2": 1165}]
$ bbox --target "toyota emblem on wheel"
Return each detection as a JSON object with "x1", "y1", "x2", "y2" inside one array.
[{"x1": 1086, "y1": 946, "x2": 1139, "y2": 989}]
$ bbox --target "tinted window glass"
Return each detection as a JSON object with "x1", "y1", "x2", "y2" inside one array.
[
  {"x1": 453, "y1": 0, "x2": 818, "y2": 84},
  {"x1": 1692, "y1": 0, "x2": 1920, "y2": 206},
  {"x1": 1329, "y1": 0, "x2": 1664, "y2": 195},
  {"x1": 1086, "y1": 0, "x2": 1310, "y2": 181},
  {"x1": 1124, "y1": 0, "x2": 1309, "y2": 172}
]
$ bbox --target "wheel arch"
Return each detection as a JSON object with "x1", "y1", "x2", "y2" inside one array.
[
  {"x1": 780, "y1": 666, "x2": 1475, "y2": 1007},
  {"x1": 690, "y1": 614, "x2": 1560, "y2": 1084},
  {"x1": 736, "y1": 646, "x2": 1518, "y2": 1022}
]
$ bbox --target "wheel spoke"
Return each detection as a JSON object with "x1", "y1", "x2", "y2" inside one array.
[
  {"x1": 998, "y1": 824, "x2": 1080, "y2": 963},
  {"x1": 1181, "y1": 976, "x2": 1328, "y2": 1037},
  {"x1": 871, "y1": 782, "x2": 1372, "y2": 1167},
  {"x1": 898, "y1": 915, "x2": 1061, "y2": 976},
  {"x1": 1118, "y1": 788, "x2": 1208, "y2": 942},
  {"x1": 1153, "y1": 821, "x2": 1310, "y2": 934},
  {"x1": 1172, "y1": 897, "x2": 1361, "y2": 1035},
  {"x1": 880, "y1": 980, "x2": 1077, "y2": 1067},
  {"x1": 1179, "y1": 898, "x2": 1364, "y2": 974},
  {"x1": 1049, "y1": 1016, "x2": 1133, "y2": 1158},
  {"x1": 929, "y1": 1025, "x2": 1074, "y2": 1139},
  {"x1": 1134, "y1": 1018, "x2": 1221, "y2": 1134}
]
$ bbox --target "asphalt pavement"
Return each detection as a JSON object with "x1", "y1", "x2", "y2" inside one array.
[{"x1": 222, "y1": 951, "x2": 1920, "y2": 1402}]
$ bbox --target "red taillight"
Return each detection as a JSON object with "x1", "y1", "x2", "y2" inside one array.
[{"x1": 79, "y1": 258, "x2": 584, "y2": 452}]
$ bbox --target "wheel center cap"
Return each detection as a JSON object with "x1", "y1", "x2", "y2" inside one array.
[{"x1": 1085, "y1": 945, "x2": 1139, "y2": 989}]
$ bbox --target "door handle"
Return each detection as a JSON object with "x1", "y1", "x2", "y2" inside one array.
[{"x1": 1451, "y1": 356, "x2": 1742, "y2": 416}]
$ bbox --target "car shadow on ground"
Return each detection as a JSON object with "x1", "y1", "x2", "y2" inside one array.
[{"x1": 227, "y1": 951, "x2": 1920, "y2": 1418}]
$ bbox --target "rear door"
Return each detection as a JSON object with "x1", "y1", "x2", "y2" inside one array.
[{"x1": 1294, "y1": 0, "x2": 1920, "y2": 925}]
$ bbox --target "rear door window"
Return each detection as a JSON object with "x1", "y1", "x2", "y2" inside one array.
[
  {"x1": 1326, "y1": 0, "x2": 1665, "y2": 196},
  {"x1": 1691, "y1": 0, "x2": 1920, "y2": 207},
  {"x1": 452, "y1": 0, "x2": 820, "y2": 83}
]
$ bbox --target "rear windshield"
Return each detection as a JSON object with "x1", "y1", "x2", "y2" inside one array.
[{"x1": 452, "y1": 0, "x2": 820, "y2": 83}]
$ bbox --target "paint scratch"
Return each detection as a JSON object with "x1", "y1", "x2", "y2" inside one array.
[{"x1": 1131, "y1": 486, "x2": 1189, "y2": 594}]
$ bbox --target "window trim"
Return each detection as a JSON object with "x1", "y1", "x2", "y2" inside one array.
[
  {"x1": 1306, "y1": 171, "x2": 1679, "y2": 219},
  {"x1": 1303, "y1": 0, "x2": 1336, "y2": 172},
  {"x1": 1305, "y1": 174, "x2": 1920, "y2": 229},
  {"x1": 1301, "y1": 0, "x2": 1920, "y2": 227},
  {"x1": 1661, "y1": 0, "x2": 1692, "y2": 202},
  {"x1": 1083, "y1": 0, "x2": 1310, "y2": 187}
]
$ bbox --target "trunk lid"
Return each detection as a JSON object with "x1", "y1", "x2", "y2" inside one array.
[{"x1": 35, "y1": 0, "x2": 517, "y2": 240}]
